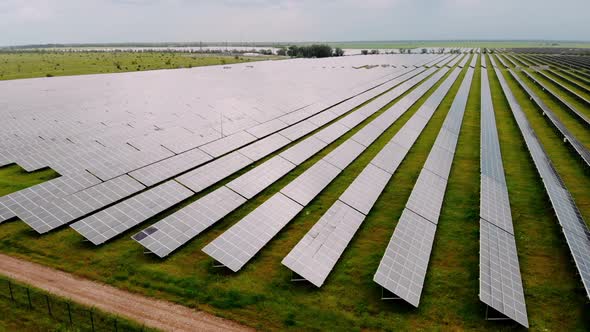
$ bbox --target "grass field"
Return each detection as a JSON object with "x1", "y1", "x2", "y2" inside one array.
[
  {"x1": 1, "y1": 53, "x2": 590, "y2": 331},
  {"x1": 0, "y1": 52, "x2": 278, "y2": 81}
]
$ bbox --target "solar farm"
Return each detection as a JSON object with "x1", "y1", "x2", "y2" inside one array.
[{"x1": 1, "y1": 49, "x2": 589, "y2": 331}]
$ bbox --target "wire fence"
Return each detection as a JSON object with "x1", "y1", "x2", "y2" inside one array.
[{"x1": 1, "y1": 277, "x2": 154, "y2": 331}]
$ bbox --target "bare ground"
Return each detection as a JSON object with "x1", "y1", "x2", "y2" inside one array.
[{"x1": 0, "y1": 253, "x2": 252, "y2": 332}]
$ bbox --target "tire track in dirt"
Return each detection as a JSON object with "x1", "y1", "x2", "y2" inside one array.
[{"x1": 0, "y1": 253, "x2": 252, "y2": 332}]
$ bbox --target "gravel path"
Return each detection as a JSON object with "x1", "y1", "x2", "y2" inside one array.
[{"x1": 0, "y1": 253, "x2": 252, "y2": 332}]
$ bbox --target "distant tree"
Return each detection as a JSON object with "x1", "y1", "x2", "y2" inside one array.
[
  {"x1": 285, "y1": 44, "x2": 333, "y2": 58},
  {"x1": 361, "y1": 49, "x2": 369, "y2": 55},
  {"x1": 287, "y1": 45, "x2": 299, "y2": 57},
  {"x1": 276, "y1": 48, "x2": 287, "y2": 56},
  {"x1": 333, "y1": 47, "x2": 345, "y2": 57}
]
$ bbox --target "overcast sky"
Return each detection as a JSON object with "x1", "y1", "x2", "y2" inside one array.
[{"x1": 0, "y1": 0, "x2": 588, "y2": 46}]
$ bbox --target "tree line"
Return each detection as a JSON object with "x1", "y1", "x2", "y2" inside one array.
[{"x1": 277, "y1": 45, "x2": 345, "y2": 58}]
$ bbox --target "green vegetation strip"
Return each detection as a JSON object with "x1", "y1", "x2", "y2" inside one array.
[
  {"x1": 0, "y1": 52, "x2": 277, "y2": 80},
  {"x1": 0, "y1": 275, "x2": 155, "y2": 332}
]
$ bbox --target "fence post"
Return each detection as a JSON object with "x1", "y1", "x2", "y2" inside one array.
[
  {"x1": 45, "y1": 294, "x2": 52, "y2": 316},
  {"x1": 90, "y1": 310, "x2": 95, "y2": 332},
  {"x1": 26, "y1": 288, "x2": 32, "y2": 309},
  {"x1": 67, "y1": 302, "x2": 72, "y2": 325},
  {"x1": 8, "y1": 281, "x2": 14, "y2": 302}
]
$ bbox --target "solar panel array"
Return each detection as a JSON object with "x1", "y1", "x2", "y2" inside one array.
[
  {"x1": 510, "y1": 62, "x2": 590, "y2": 127},
  {"x1": 493, "y1": 65, "x2": 590, "y2": 301},
  {"x1": 535, "y1": 69, "x2": 590, "y2": 107},
  {"x1": 480, "y1": 66, "x2": 529, "y2": 327},
  {"x1": 374, "y1": 61, "x2": 475, "y2": 307},
  {"x1": 70, "y1": 180, "x2": 193, "y2": 245},
  {"x1": 1, "y1": 54, "x2": 440, "y2": 234},
  {"x1": 202, "y1": 63, "x2": 457, "y2": 272},
  {"x1": 0, "y1": 172, "x2": 101, "y2": 223},
  {"x1": 281, "y1": 65, "x2": 463, "y2": 287},
  {"x1": 132, "y1": 58, "x2": 448, "y2": 257},
  {"x1": 20, "y1": 175, "x2": 146, "y2": 234},
  {"x1": 509, "y1": 70, "x2": 590, "y2": 167},
  {"x1": 2, "y1": 49, "x2": 589, "y2": 326}
]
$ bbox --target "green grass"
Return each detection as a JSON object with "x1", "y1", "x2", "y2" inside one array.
[
  {"x1": 0, "y1": 54, "x2": 589, "y2": 331},
  {"x1": 0, "y1": 52, "x2": 279, "y2": 80},
  {"x1": 0, "y1": 165, "x2": 59, "y2": 197},
  {"x1": 0, "y1": 276, "x2": 155, "y2": 332}
]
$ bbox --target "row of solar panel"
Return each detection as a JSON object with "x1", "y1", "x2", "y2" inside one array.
[
  {"x1": 201, "y1": 59, "x2": 459, "y2": 271},
  {"x1": 529, "y1": 64, "x2": 590, "y2": 108},
  {"x1": 281, "y1": 58, "x2": 470, "y2": 287},
  {"x1": 514, "y1": 55, "x2": 590, "y2": 127},
  {"x1": 1, "y1": 56, "x2": 434, "y2": 222},
  {"x1": 374, "y1": 61, "x2": 474, "y2": 307},
  {"x1": 509, "y1": 69, "x2": 590, "y2": 167},
  {"x1": 479, "y1": 57, "x2": 529, "y2": 327},
  {"x1": 0, "y1": 56, "x2": 444, "y2": 228},
  {"x1": 492, "y1": 63, "x2": 590, "y2": 302},
  {"x1": 500, "y1": 53, "x2": 590, "y2": 105},
  {"x1": 131, "y1": 56, "x2": 457, "y2": 258}
]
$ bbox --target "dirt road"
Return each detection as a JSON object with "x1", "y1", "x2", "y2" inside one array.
[{"x1": 0, "y1": 253, "x2": 252, "y2": 332}]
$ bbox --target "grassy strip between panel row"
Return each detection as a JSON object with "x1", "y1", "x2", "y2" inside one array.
[{"x1": 0, "y1": 275, "x2": 156, "y2": 332}]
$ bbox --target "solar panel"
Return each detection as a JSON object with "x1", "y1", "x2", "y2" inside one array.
[
  {"x1": 279, "y1": 136, "x2": 328, "y2": 165},
  {"x1": 132, "y1": 186, "x2": 246, "y2": 258},
  {"x1": 279, "y1": 120, "x2": 319, "y2": 141},
  {"x1": 422, "y1": 145, "x2": 454, "y2": 180},
  {"x1": 19, "y1": 175, "x2": 145, "y2": 234},
  {"x1": 133, "y1": 56, "x2": 445, "y2": 258},
  {"x1": 176, "y1": 151, "x2": 252, "y2": 192},
  {"x1": 280, "y1": 160, "x2": 341, "y2": 206},
  {"x1": 200, "y1": 131, "x2": 257, "y2": 158},
  {"x1": 480, "y1": 175, "x2": 514, "y2": 234},
  {"x1": 202, "y1": 192, "x2": 303, "y2": 271},
  {"x1": 226, "y1": 156, "x2": 295, "y2": 199},
  {"x1": 70, "y1": 180, "x2": 193, "y2": 245},
  {"x1": 370, "y1": 141, "x2": 408, "y2": 174},
  {"x1": 246, "y1": 119, "x2": 289, "y2": 138},
  {"x1": 238, "y1": 133, "x2": 291, "y2": 162},
  {"x1": 323, "y1": 140, "x2": 366, "y2": 170},
  {"x1": 308, "y1": 110, "x2": 339, "y2": 127},
  {"x1": 374, "y1": 65, "x2": 475, "y2": 307},
  {"x1": 128, "y1": 147, "x2": 212, "y2": 187},
  {"x1": 432, "y1": 129, "x2": 459, "y2": 153},
  {"x1": 405, "y1": 169, "x2": 447, "y2": 223},
  {"x1": 373, "y1": 208, "x2": 436, "y2": 307},
  {"x1": 339, "y1": 164, "x2": 391, "y2": 215},
  {"x1": 282, "y1": 200, "x2": 365, "y2": 287},
  {"x1": 479, "y1": 220, "x2": 529, "y2": 327},
  {"x1": 511, "y1": 70, "x2": 590, "y2": 166},
  {"x1": 281, "y1": 66, "x2": 464, "y2": 287},
  {"x1": 0, "y1": 172, "x2": 102, "y2": 223},
  {"x1": 470, "y1": 54, "x2": 478, "y2": 68},
  {"x1": 351, "y1": 123, "x2": 386, "y2": 147},
  {"x1": 314, "y1": 123, "x2": 351, "y2": 145},
  {"x1": 522, "y1": 70, "x2": 590, "y2": 126}
]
